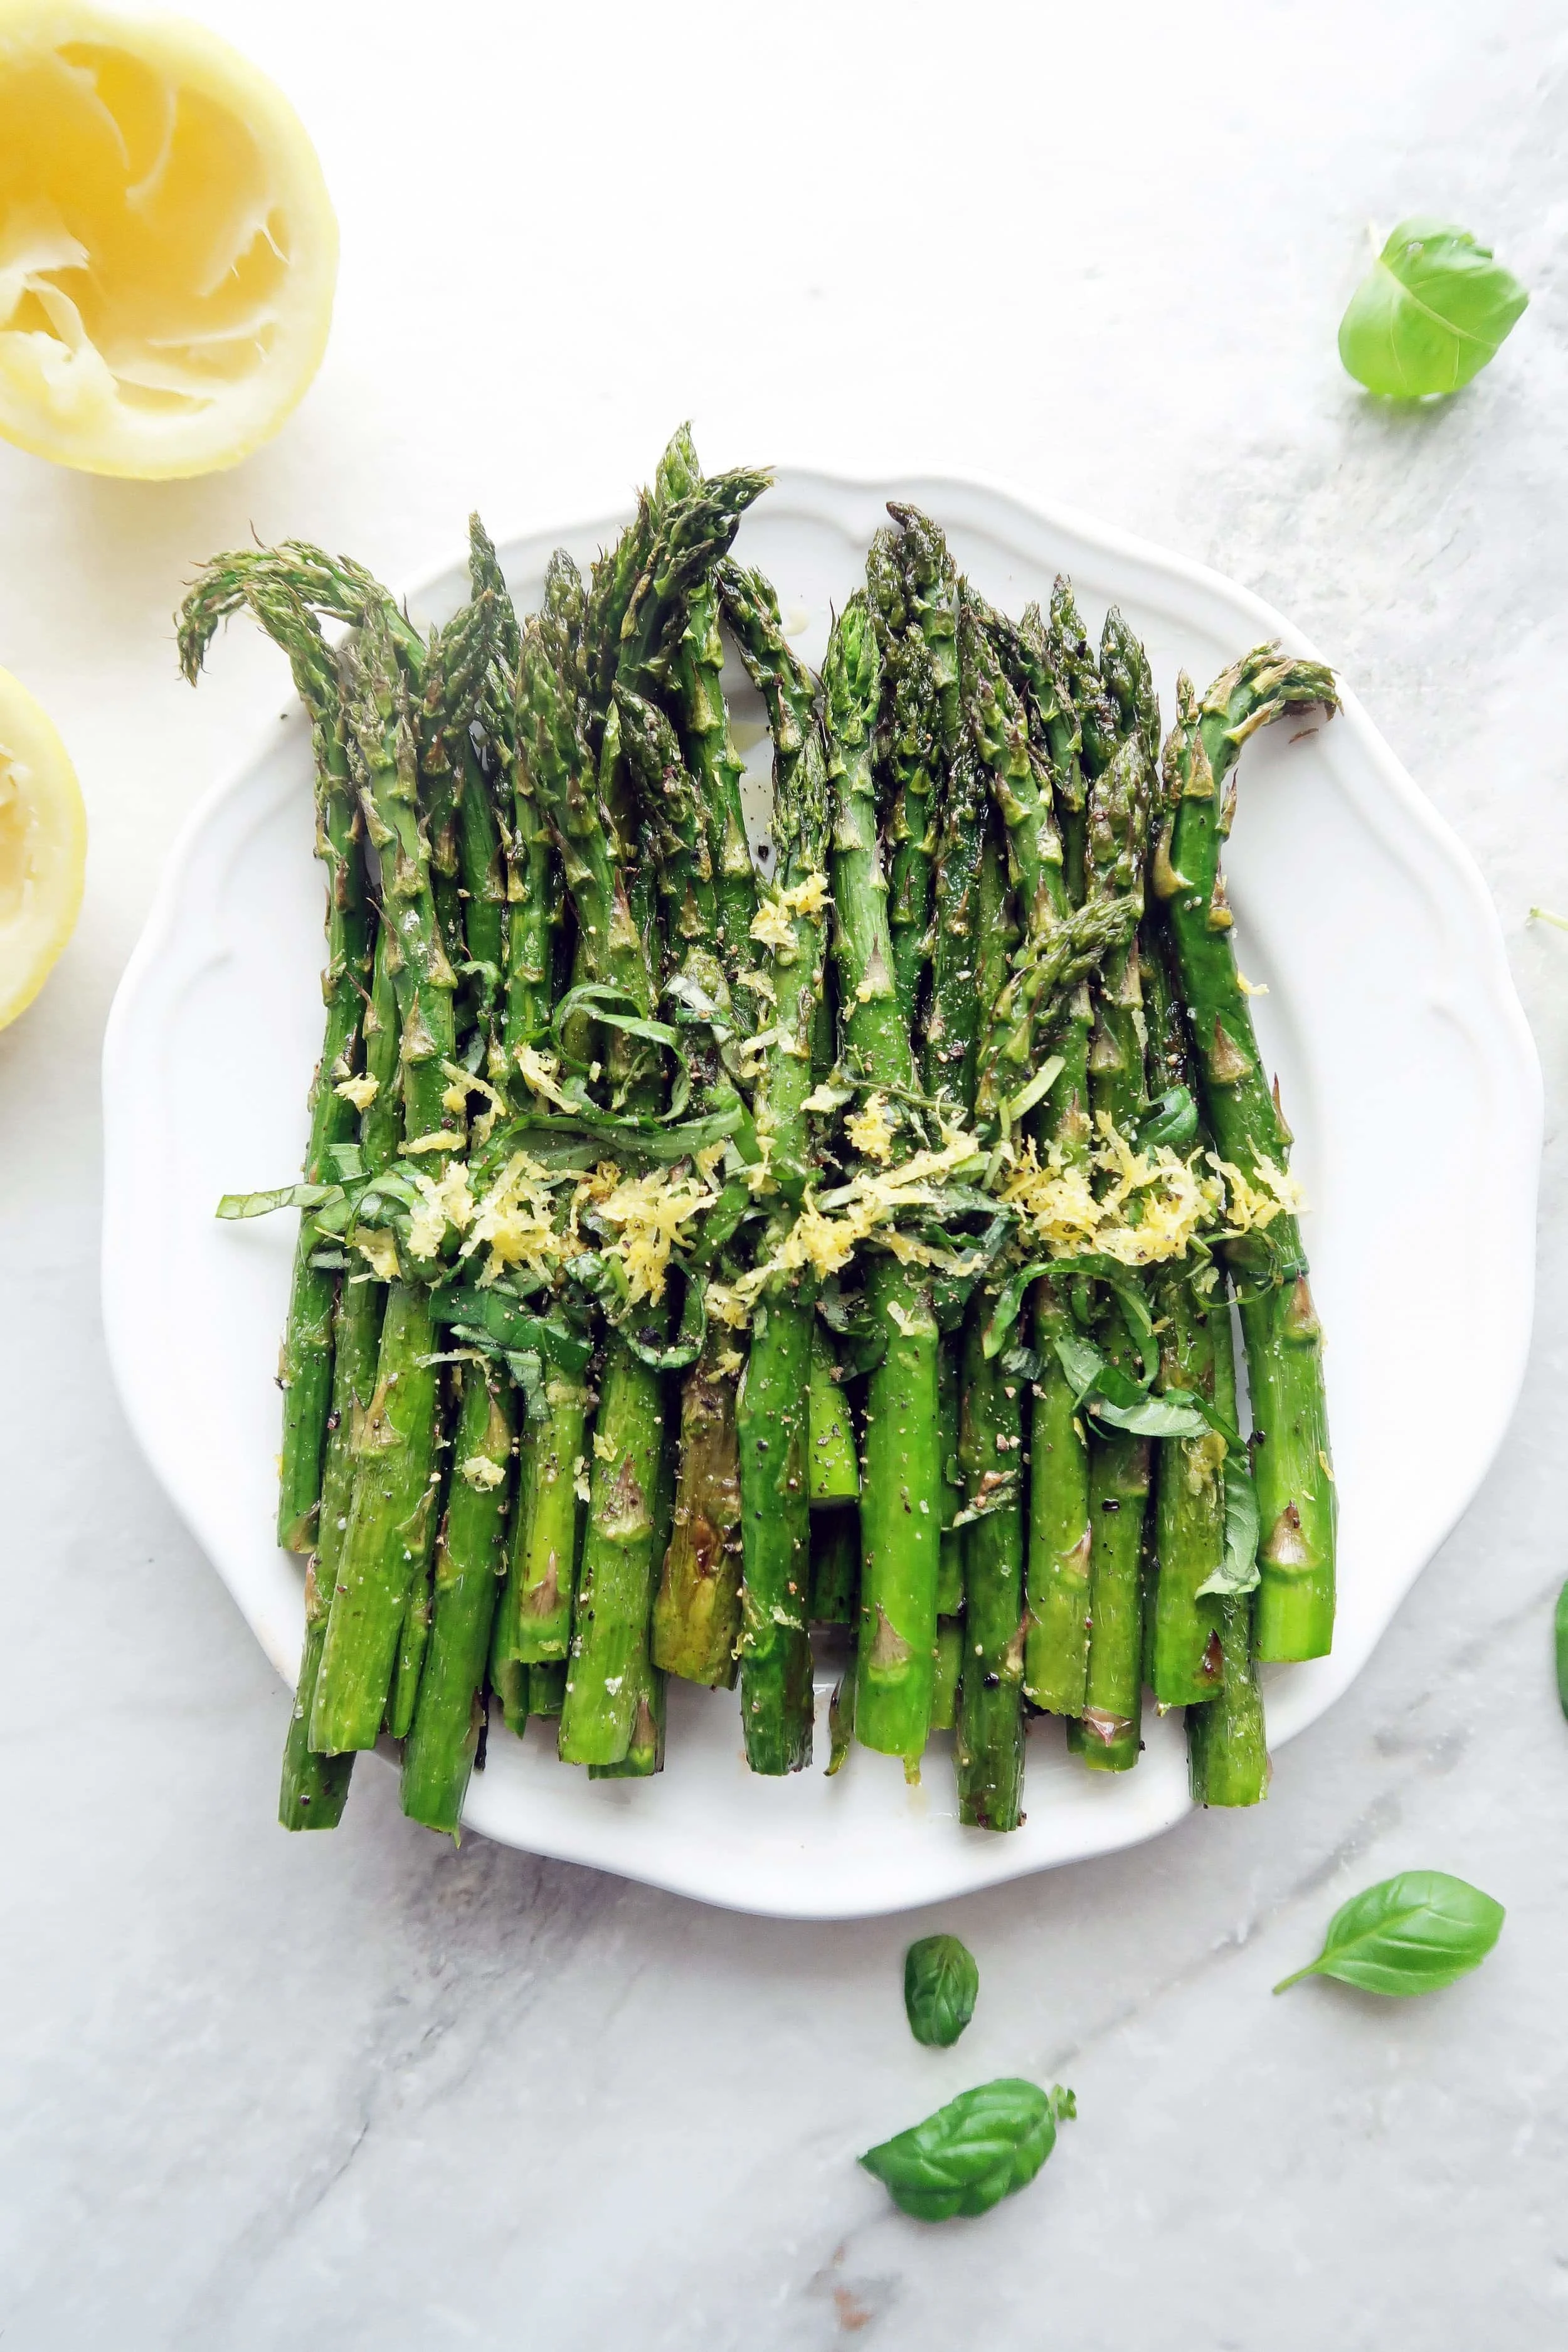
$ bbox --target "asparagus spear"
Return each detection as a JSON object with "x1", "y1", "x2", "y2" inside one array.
[
  {"x1": 1076, "y1": 690, "x2": 1157, "y2": 1774},
  {"x1": 955, "y1": 662, "x2": 1029, "y2": 1831},
  {"x1": 935, "y1": 1340, "x2": 965, "y2": 1619},
  {"x1": 176, "y1": 540, "x2": 426, "y2": 689},
  {"x1": 400, "y1": 1362, "x2": 516, "y2": 1833},
  {"x1": 669, "y1": 584, "x2": 757, "y2": 999},
  {"x1": 1157, "y1": 653, "x2": 1339, "y2": 1660},
  {"x1": 724, "y1": 569, "x2": 833, "y2": 1774},
  {"x1": 310, "y1": 606, "x2": 464, "y2": 1754},
  {"x1": 559, "y1": 1338, "x2": 670, "y2": 1766},
  {"x1": 518, "y1": 612, "x2": 675, "y2": 1769},
  {"x1": 809, "y1": 1507, "x2": 859, "y2": 1624},
  {"x1": 1014, "y1": 600, "x2": 1095, "y2": 1714},
  {"x1": 397, "y1": 549, "x2": 536, "y2": 1809},
  {"x1": 808, "y1": 1322, "x2": 860, "y2": 1508},
  {"x1": 591, "y1": 1363, "x2": 674, "y2": 1785},
  {"x1": 176, "y1": 568, "x2": 383, "y2": 1816},
  {"x1": 827, "y1": 593, "x2": 942, "y2": 1766},
  {"x1": 614, "y1": 681, "x2": 750, "y2": 1690},
  {"x1": 488, "y1": 551, "x2": 587, "y2": 1692},
  {"x1": 865, "y1": 525, "x2": 936, "y2": 1028},
  {"x1": 1185, "y1": 1241, "x2": 1268, "y2": 1806},
  {"x1": 650, "y1": 1340, "x2": 743, "y2": 1686},
  {"x1": 179, "y1": 573, "x2": 374, "y2": 1555},
  {"x1": 1143, "y1": 924, "x2": 1227, "y2": 1707}
]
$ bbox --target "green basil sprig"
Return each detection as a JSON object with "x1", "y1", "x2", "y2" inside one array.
[
  {"x1": 1338, "y1": 218, "x2": 1528, "y2": 398},
  {"x1": 860, "y1": 2080, "x2": 1076, "y2": 2222},
  {"x1": 903, "y1": 1935, "x2": 978, "y2": 2048},
  {"x1": 1274, "y1": 1870, "x2": 1505, "y2": 1997},
  {"x1": 1197, "y1": 1460, "x2": 1261, "y2": 1600}
]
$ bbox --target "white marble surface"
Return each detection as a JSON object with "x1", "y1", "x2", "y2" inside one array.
[{"x1": 4, "y1": 1, "x2": 1567, "y2": 2342}]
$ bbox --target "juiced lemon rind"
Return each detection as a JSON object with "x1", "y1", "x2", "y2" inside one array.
[
  {"x1": 0, "y1": 1, "x2": 337, "y2": 479},
  {"x1": 0, "y1": 664, "x2": 87, "y2": 1030}
]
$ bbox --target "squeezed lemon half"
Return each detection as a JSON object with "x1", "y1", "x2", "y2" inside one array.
[
  {"x1": 0, "y1": 666, "x2": 86, "y2": 1029},
  {"x1": 0, "y1": 3, "x2": 337, "y2": 477}
]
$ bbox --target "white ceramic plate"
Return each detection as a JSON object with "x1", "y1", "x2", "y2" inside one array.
[{"x1": 102, "y1": 472, "x2": 1540, "y2": 1919}]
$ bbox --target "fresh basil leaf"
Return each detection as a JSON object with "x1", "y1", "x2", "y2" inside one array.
[
  {"x1": 216, "y1": 1182, "x2": 341, "y2": 1221},
  {"x1": 1555, "y1": 1578, "x2": 1568, "y2": 1724},
  {"x1": 982, "y1": 1261, "x2": 1053, "y2": 1360},
  {"x1": 1273, "y1": 1870, "x2": 1505, "y2": 1997},
  {"x1": 430, "y1": 1288, "x2": 593, "y2": 1375},
  {"x1": 860, "y1": 2080, "x2": 1076, "y2": 2222},
  {"x1": 1199, "y1": 1461, "x2": 1261, "y2": 1599},
  {"x1": 1092, "y1": 1391, "x2": 1209, "y2": 1439},
  {"x1": 1138, "y1": 1084, "x2": 1197, "y2": 1152},
  {"x1": 1338, "y1": 217, "x2": 1528, "y2": 398},
  {"x1": 903, "y1": 1935, "x2": 979, "y2": 2048},
  {"x1": 327, "y1": 1142, "x2": 366, "y2": 1180},
  {"x1": 1003, "y1": 1053, "x2": 1065, "y2": 1129},
  {"x1": 1087, "y1": 1359, "x2": 1146, "y2": 1413},
  {"x1": 1053, "y1": 1333, "x2": 1106, "y2": 1404}
]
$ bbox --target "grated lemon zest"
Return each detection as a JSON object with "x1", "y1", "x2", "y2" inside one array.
[
  {"x1": 463, "y1": 1152, "x2": 564, "y2": 1287},
  {"x1": 845, "y1": 1091, "x2": 897, "y2": 1165},
  {"x1": 353, "y1": 1227, "x2": 400, "y2": 1281},
  {"x1": 460, "y1": 1456, "x2": 506, "y2": 1491},
  {"x1": 516, "y1": 1044, "x2": 574, "y2": 1110},
  {"x1": 749, "y1": 895, "x2": 796, "y2": 954},
  {"x1": 406, "y1": 1160, "x2": 475, "y2": 1260},
  {"x1": 781, "y1": 871, "x2": 830, "y2": 919},
  {"x1": 1208, "y1": 1150, "x2": 1306, "y2": 1233},
  {"x1": 440, "y1": 1059, "x2": 507, "y2": 1146},
  {"x1": 334, "y1": 1073, "x2": 379, "y2": 1111},
  {"x1": 596, "y1": 1163, "x2": 719, "y2": 1305},
  {"x1": 999, "y1": 1114, "x2": 1224, "y2": 1266}
]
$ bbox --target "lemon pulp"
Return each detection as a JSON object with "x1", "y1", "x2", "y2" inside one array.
[
  {"x1": 0, "y1": 665, "x2": 86, "y2": 1030},
  {"x1": 0, "y1": 3, "x2": 337, "y2": 478}
]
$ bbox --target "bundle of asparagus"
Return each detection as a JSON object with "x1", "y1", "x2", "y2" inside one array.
[{"x1": 183, "y1": 426, "x2": 1338, "y2": 1840}]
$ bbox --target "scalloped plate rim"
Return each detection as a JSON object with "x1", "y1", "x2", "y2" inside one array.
[{"x1": 100, "y1": 466, "x2": 1541, "y2": 1919}]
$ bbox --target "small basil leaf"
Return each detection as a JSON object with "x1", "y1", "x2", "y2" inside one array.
[
  {"x1": 1338, "y1": 217, "x2": 1528, "y2": 398},
  {"x1": 1138, "y1": 1084, "x2": 1197, "y2": 1152},
  {"x1": 216, "y1": 1182, "x2": 341, "y2": 1221},
  {"x1": 982, "y1": 1261, "x2": 1053, "y2": 1360},
  {"x1": 903, "y1": 1934, "x2": 979, "y2": 2048},
  {"x1": 1092, "y1": 1391, "x2": 1209, "y2": 1439},
  {"x1": 1197, "y1": 1459, "x2": 1261, "y2": 1599},
  {"x1": 859, "y1": 2080, "x2": 1076, "y2": 2223},
  {"x1": 1555, "y1": 1579, "x2": 1568, "y2": 1723},
  {"x1": 1053, "y1": 1333, "x2": 1105, "y2": 1404},
  {"x1": 1273, "y1": 1870, "x2": 1505, "y2": 1998},
  {"x1": 1087, "y1": 1359, "x2": 1147, "y2": 1413}
]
